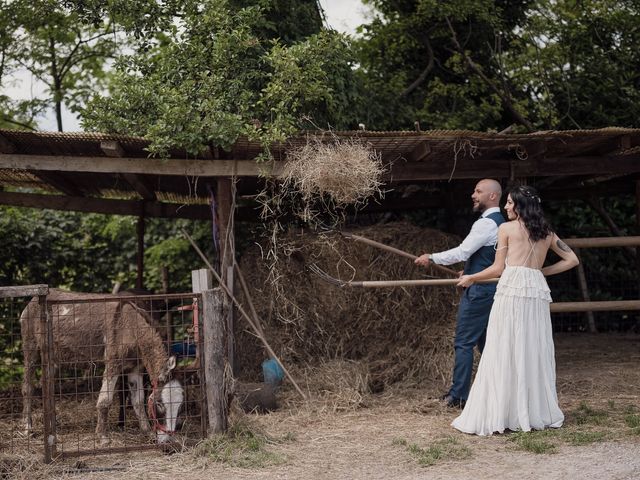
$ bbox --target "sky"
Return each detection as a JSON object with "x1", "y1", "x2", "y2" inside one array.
[{"x1": 3, "y1": 0, "x2": 372, "y2": 132}]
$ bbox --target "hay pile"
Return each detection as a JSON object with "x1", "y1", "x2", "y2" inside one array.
[
  {"x1": 282, "y1": 137, "x2": 383, "y2": 206},
  {"x1": 236, "y1": 221, "x2": 462, "y2": 392}
]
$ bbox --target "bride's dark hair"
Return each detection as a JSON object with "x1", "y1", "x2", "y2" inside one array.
[{"x1": 508, "y1": 185, "x2": 552, "y2": 242}]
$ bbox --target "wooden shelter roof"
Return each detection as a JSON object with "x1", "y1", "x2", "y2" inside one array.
[{"x1": 0, "y1": 127, "x2": 639, "y2": 220}]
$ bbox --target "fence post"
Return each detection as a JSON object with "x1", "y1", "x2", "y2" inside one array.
[
  {"x1": 39, "y1": 294, "x2": 57, "y2": 462},
  {"x1": 201, "y1": 288, "x2": 228, "y2": 435},
  {"x1": 574, "y1": 248, "x2": 597, "y2": 333}
]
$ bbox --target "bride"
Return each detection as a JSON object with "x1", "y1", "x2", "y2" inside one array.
[{"x1": 452, "y1": 185, "x2": 579, "y2": 436}]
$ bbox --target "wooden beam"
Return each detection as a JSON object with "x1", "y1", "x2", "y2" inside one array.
[
  {"x1": 0, "y1": 191, "x2": 211, "y2": 219},
  {"x1": 122, "y1": 173, "x2": 157, "y2": 200},
  {"x1": 408, "y1": 141, "x2": 431, "y2": 162},
  {"x1": 0, "y1": 284, "x2": 48, "y2": 299},
  {"x1": 33, "y1": 171, "x2": 84, "y2": 197},
  {"x1": 99, "y1": 142, "x2": 157, "y2": 200},
  {"x1": 0, "y1": 154, "x2": 278, "y2": 177},
  {"x1": 0, "y1": 134, "x2": 16, "y2": 154},
  {"x1": 386, "y1": 153, "x2": 640, "y2": 181}
]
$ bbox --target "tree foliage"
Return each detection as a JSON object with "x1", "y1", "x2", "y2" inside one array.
[
  {"x1": 81, "y1": 0, "x2": 360, "y2": 157},
  {"x1": 354, "y1": 0, "x2": 640, "y2": 132},
  {"x1": 0, "y1": 0, "x2": 118, "y2": 131}
]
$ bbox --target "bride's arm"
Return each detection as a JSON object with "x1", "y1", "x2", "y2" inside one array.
[
  {"x1": 457, "y1": 224, "x2": 508, "y2": 287},
  {"x1": 541, "y1": 233, "x2": 579, "y2": 276}
]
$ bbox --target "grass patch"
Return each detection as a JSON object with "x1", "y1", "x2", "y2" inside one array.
[
  {"x1": 394, "y1": 436, "x2": 471, "y2": 467},
  {"x1": 192, "y1": 420, "x2": 286, "y2": 468},
  {"x1": 624, "y1": 413, "x2": 640, "y2": 435},
  {"x1": 562, "y1": 430, "x2": 607, "y2": 446},
  {"x1": 572, "y1": 402, "x2": 609, "y2": 426},
  {"x1": 508, "y1": 430, "x2": 558, "y2": 454}
]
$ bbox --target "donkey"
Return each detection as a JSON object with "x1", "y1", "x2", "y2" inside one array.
[{"x1": 20, "y1": 289, "x2": 184, "y2": 445}]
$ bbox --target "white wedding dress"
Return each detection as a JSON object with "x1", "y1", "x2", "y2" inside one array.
[{"x1": 451, "y1": 255, "x2": 564, "y2": 436}]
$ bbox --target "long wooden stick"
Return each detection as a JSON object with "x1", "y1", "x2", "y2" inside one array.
[
  {"x1": 182, "y1": 230, "x2": 306, "y2": 400},
  {"x1": 339, "y1": 231, "x2": 460, "y2": 277},
  {"x1": 337, "y1": 278, "x2": 497, "y2": 288}
]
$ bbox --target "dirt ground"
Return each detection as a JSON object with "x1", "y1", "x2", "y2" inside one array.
[{"x1": 5, "y1": 332, "x2": 640, "y2": 480}]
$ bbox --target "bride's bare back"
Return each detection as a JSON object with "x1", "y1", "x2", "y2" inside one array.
[{"x1": 503, "y1": 221, "x2": 552, "y2": 269}]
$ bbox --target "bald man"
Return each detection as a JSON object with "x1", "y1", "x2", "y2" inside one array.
[{"x1": 415, "y1": 179, "x2": 505, "y2": 408}]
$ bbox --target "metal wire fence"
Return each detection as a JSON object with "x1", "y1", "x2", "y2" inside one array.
[{"x1": 0, "y1": 289, "x2": 206, "y2": 461}]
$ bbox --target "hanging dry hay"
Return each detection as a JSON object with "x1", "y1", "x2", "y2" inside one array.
[
  {"x1": 235, "y1": 221, "x2": 462, "y2": 394},
  {"x1": 282, "y1": 137, "x2": 384, "y2": 208}
]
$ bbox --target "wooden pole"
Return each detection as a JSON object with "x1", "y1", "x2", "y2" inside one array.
[
  {"x1": 574, "y1": 248, "x2": 597, "y2": 333},
  {"x1": 550, "y1": 300, "x2": 640, "y2": 313},
  {"x1": 201, "y1": 288, "x2": 228, "y2": 434},
  {"x1": 332, "y1": 278, "x2": 498, "y2": 288},
  {"x1": 636, "y1": 179, "x2": 640, "y2": 300},
  {"x1": 563, "y1": 236, "x2": 640, "y2": 248},
  {"x1": 40, "y1": 294, "x2": 57, "y2": 462},
  {"x1": 339, "y1": 231, "x2": 459, "y2": 277},
  {"x1": 183, "y1": 230, "x2": 306, "y2": 400},
  {"x1": 136, "y1": 214, "x2": 145, "y2": 289},
  {"x1": 216, "y1": 178, "x2": 235, "y2": 374}
]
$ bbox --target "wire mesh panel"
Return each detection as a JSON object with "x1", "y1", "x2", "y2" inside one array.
[
  {"x1": 2, "y1": 289, "x2": 206, "y2": 461},
  {"x1": 0, "y1": 292, "x2": 47, "y2": 459},
  {"x1": 548, "y1": 247, "x2": 640, "y2": 332}
]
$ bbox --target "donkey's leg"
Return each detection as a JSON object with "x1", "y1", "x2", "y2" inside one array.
[
  {"x1": 95, "y1": 367, "x2": 119, "y2": 446},
  {"x1": 127, "y1": 369, "x2": 151, "y2": 434}
]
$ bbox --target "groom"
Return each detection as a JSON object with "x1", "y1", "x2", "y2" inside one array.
[{"x1": 415, "y1": 179, "x2": 505, "y2": 408}]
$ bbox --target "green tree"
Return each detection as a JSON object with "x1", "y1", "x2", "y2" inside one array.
[
  {"x1": 354, "y1": 0, "x2": 534, "y2": 131},
  {"x1": 505, "y1": 0, "x2": 640, "y2": 129},
  {"x1": 81, "y1": 0, "x2": 360, "y2": 156},
  {"x1": 0, "y1": 0, "x2": 118, "y2": 131}
]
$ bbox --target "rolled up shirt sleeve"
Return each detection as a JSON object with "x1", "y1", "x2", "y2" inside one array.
[{"x1": 431, "y1": 217, "x2": 497, "y2": 266}]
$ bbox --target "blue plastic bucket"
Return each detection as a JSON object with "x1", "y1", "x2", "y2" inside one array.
[{"x1": 262, "y1": 358, "x2": 285, "y2": 386}]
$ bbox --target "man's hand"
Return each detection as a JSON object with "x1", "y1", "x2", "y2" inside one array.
[
  {"x1": 415, "y1": 254, "x2": 431, "y2": 267},
  {"x1": 457, "y1": 275, "x2": 475, "y2": 288}
]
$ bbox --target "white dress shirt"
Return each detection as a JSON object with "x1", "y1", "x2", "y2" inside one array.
[{"x1": 431, "y1": 207, "x2": 502, "y2": 266}]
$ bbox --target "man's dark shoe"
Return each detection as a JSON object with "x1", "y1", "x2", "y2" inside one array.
[{"x1": 442, "y1": 394, "x2": 466, "y2": 409}]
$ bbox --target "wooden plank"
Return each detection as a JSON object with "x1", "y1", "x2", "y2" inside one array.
[
  {"x1": 0, "y1": 191, "x2": 211, "y2": 219},
  {"x1": 0, "y1": 284, "x2": 49, "y2": 298},
  {"x1": 191, "y1": 269, "x2": 213, "y2": 294},
  {"x1": 0, "y1": 154, "x2": 280, "y2": 177},
  {"x1": 100, "y1": 140, "x2": 125, "y2": 158},
  {"x1": 201, "y1": 288, "x2": 228, "y2": 434},
  {"x1": 550, "y1": 300, "x2": 640, "y2": 313}
]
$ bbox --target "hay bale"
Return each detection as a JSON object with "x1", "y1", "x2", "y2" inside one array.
[
  {"x1": 236, "y1": 221, "x2": 461, "y2": 392},
  {"x1": 283, "y1": 138, "x2": 383, "y2": 206}
]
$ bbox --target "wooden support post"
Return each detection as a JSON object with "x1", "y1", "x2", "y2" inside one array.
[
  {"x1": 40, "y1": 294, "x2": 57, "y2": 462},
  {"x1": 136, "y1": 213, "x2": 145, "y2": 289},
  {"x1": 636, "y1": 179, "x2": 640, "y2": 299},
  {"x1": 574, "y1": 248, "x2": 597, "y2": 333},
  {"x1": 201, "y1": 288, "x2": 228, "y2": 435},
  {"x1": 216, "y1": 178, "x2": 235, "y2": 373}
]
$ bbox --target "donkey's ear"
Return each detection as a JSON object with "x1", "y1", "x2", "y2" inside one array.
[{"x1": 166, "y1": 355, "x2": 177, "y2": 372}]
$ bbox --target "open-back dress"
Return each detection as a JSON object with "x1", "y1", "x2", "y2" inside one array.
[{"x1": 451, "y1": 237, "x2": 564, "y2": 436}]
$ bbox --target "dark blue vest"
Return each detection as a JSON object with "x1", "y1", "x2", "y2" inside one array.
[{"x1": 463, "y1": 211, "x2": 506, "y2": 275}]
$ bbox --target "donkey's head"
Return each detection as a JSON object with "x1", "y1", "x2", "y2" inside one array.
[{"x1": 148, "y1": 356, "x2": 185, "y2": 444}]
